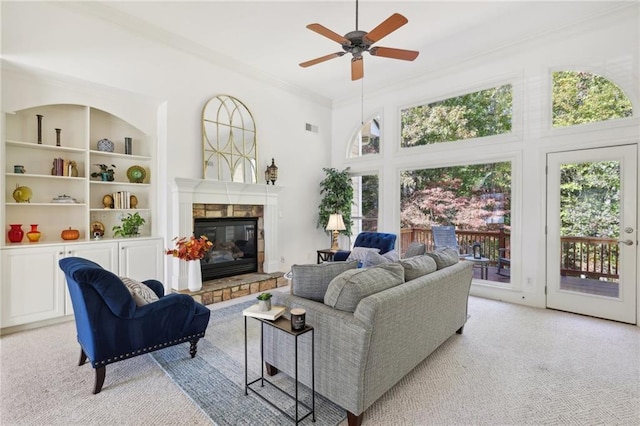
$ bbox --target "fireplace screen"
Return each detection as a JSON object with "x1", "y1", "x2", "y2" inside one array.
[{"x1": 194, "y1": 218, "x2": 258, "y2": 280}]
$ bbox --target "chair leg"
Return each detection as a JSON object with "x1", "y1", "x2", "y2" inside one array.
[
  {"x1": 93, "y1": 366, "x2": 106, "y2": 394},
  {"x1": 189, "y1": 338, "x2": 200, "y2": 358},
  {"x1": 78, "y1": 348, "x2": 88, "y2": 366}
]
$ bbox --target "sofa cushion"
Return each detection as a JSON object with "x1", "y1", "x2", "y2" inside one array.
[
  {"x1": 346, "y1": 246, "x2": 380, "y2": 264},
  {"x1": 362, "y1": 250, "x2": 391, "y2": 267},
  {"x1": 382, "y1": 249, "x2": 399, "y2": 262},
  {"x1": 324, "y1": 263, "x2": 405, "y2": 312},
  {"x1": 292, "y1": 261, "x2": 358, "y2": 302},
  {"x1": 398, "y1": 255, "x2": 438, "y2": 281},
  {"x1": 404, "y1": 242, "x2": 426, "y2": 258},
  {"x1": 425, "y1": 247, "x2": 460, "y2": 269},
  {"x1": 120, "y1": 276, "x2": 160, "y2": 306}
]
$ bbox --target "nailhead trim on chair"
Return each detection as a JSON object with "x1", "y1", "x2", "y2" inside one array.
[{"x1": 93, "y1": 332, "x2": 206, "y2": 366}]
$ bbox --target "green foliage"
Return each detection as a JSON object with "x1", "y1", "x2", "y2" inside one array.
[
  {"x1": 112, "y1": 212, "x2": 145, "y2": 237},
  {"x1": 256, "y1": 292, "x2": 272, "y2": 300},
  {"x1": 401, "y1": 85, "x2": 512, "y2": 147},
  {"x1": 560, "y1": 161, "x2": 620, "y2": 238},
  {"x1": 317, "y1": 167, "x2": 354, "y2": 236},
  {"x1": 360, "y1": 175, "x2": 379, "y2": 231},
  {"x1": 553, "y1": 71, "x2": 632, "y2": 127}
]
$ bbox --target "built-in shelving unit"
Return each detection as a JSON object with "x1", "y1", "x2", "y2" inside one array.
[{"x1": 3, "y1": 104, "x2": 155, "y2": 244}]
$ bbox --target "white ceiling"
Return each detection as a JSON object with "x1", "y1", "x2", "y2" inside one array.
[{"x1": 43, "y1": 1, "x2": 639, "y2": 104}]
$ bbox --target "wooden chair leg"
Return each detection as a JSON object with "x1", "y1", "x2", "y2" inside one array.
[
  {"x1": 93, "y1": 366, "x2": 106, "y2": 394},
  {"x1": 78, "y1": 349, "x2": 88, "y2": 366},
  {"x1": 189, "y1": 339, "x2": 200, "y2": 358},
  {"x1": 347, "y1": 411, "x2": 363, "y2": 426}
]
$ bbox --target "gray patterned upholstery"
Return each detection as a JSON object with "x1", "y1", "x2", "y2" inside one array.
[
  {"x1": 404, "y1": 242, "x2": 426, "y2": 258},
  {"x1": 324, "y1": 263, "x2": 405, "y2": 312},
  {"x1": 263, "y1": 260, "x2": 473, "y2": 421},
  {"x1": 398, "y1": 255, "x2": 437, "y2": 281},
  {"x1": 426, "y1": 247, "x2": 460, "y2": 269},
  {"x1": 291, "y1": 261, "x2": 358, "y2": 302}
]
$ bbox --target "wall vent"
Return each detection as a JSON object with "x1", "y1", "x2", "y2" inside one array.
[{"x1": 305, "y1": 123, "x2": 319, "y2": 133}]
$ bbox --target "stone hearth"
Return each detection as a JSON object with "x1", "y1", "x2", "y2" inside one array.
[{"x1": 175, "y1": 272, "x2": 289, "y2": 305}]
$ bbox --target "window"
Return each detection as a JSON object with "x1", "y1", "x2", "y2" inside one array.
[
  {"x1": 351, "y1": 175, "x2": 379, "y2": 234},
  {"x1": 401, "y1": 85, "x2": 512, "y2": 147},
  {"x1": 552, "y1": 71, "x2": 632, "y2": 127},
  {"x1": 400, "y1": 162, "x2": 511, "y2": 282},
  {"x1": 348, "y1": 116, "x2": 380, "y2": 157}
]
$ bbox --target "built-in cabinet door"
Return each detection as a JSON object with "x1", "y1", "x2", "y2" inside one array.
[
  {"x1": 118, "y1": 238, "x2": 164, "y2": 282},
  {"x1": 1, "y1": 246, "x2": 65, "y2": 327},
  {"x1": 60, "y1": 242, "x2": 118, "y2": 315}
]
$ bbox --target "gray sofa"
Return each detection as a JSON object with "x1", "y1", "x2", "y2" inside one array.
[{"x1": 263, "y1": 254, "x2": 473, "y2": 426}]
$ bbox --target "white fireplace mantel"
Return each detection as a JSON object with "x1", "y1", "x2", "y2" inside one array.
[{"x1": 170, "y1": 178, "x2": 283, "y2": 290}]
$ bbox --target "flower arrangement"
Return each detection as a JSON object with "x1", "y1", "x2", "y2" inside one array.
[{"x1": 166, "y1": 235, "x2": 213, "y2": 261}]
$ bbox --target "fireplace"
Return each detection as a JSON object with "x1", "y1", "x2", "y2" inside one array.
[{"x1": 195, "y1": 217, "x2": 258, "y2": 281}]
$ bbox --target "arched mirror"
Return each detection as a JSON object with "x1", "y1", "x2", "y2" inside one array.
[{"x1": 202, "y1": 95, "x2": 257, "y2": 182}]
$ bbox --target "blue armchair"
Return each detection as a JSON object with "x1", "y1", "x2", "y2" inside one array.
[
  {"x1": 333, "y1": 231, "x2": 397, "y2": 261},
  {"x1": 58, "y1": 257, "x2": 211, "y2": 394}
]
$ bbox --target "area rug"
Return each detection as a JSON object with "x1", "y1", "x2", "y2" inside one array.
[{"x1": 151, "y1": 301, "x2": 346, "y2": 425}]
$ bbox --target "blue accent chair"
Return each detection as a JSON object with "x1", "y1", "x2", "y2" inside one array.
[
  {"x1": 59, "y1": 257, "x2": 211, "y2": 394},
  {"x1": 332, "y1": 231, "x2": 397, "y2": 261}
]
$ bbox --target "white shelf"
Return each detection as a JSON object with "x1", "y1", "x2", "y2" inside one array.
[
  {"x1": 89, "y1": 181, "x2": 151, "y2": 187},
  {"x1": 5, "y1": 173, "x2": 85, "y2": 181},
  {"x1": 6, "y1": 140, "x2": 85, "y2": 153},
  {"x1": 89, "y1": 208, "x2": 151, "y2": 212},
  {"x1": 6, "y1": 203, "x2": 87, "y2": 207},
  {"x1": 89, "y1": 150, "x2": 151, "y2": 161}
]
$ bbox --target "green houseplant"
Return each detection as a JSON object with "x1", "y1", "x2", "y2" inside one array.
[
  {"x1": 91, "y1": 164, "x2": 116, "y2": 182},
  {"x1": 317, "y1": 167, "x2": 354, "y2": 237},
  {"x1": 256, "y1": 292, "x2": 272, "y2": 311},
  {"x1": 112, "y1": 212, "x2": 145, "y2": 237}
]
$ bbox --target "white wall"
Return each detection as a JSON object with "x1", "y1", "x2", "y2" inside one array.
[
  {"x1": 331, "y1": 5, "x2": 640, "y2": 308},
  {"x1": 1, "y1": 1, "x2": 334, "y2": 277}
]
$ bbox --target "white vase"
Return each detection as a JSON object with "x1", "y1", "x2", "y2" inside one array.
[{"x1": 187, "y1": 259, "x2": 203, "y2": 292}]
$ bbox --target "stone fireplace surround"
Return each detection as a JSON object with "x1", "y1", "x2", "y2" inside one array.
[{"x1": 170, "y1": 178, "x2": 283, "y2": 292}]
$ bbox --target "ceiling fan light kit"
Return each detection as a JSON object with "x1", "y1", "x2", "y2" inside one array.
[{"x1": 300, "y1": 0, "x2": 419, "y2": 80}]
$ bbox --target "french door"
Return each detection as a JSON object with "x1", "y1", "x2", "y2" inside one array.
[{"x1": 546, "y1": 145, "x2": 637, "y2": 324}]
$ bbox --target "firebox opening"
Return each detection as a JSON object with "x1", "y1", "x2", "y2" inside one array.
[{"x1": 194, "y1": 217, "x2": 258, "y2": 281}]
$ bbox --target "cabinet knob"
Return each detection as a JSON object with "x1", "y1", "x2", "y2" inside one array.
[{"x1": 59, "y1": 251, "x2": 64, "y2": 256}]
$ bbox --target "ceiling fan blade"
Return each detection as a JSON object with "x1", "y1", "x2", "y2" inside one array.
[
  {"x1": 299, "y1": 52, "x2": 346, "y2": 68},
  {"x1": 306, "y1": 23, "x2": 351, "y2": 45},
  {"x1": 351, "y1": 57, "x2": 364, "y2": 81},
  {"x1": 369, "y1": 46, "x2": 419, "y2": 61},
  {"x1": 364, "y1": 13, "x2": 408, "y2": 44}
]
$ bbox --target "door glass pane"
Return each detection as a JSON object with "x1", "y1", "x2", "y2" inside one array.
[{"x1": 559, "y1": 161, "x2": 620, "y2": 297}]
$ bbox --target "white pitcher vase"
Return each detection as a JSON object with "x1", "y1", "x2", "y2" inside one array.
[{"x1": 187, "y1": 259, "x2": 203, "y2": 292}]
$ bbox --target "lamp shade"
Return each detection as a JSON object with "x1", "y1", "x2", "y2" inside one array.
[{"x1": 326, "y1": 213, "x2": 346, "y2": 231}]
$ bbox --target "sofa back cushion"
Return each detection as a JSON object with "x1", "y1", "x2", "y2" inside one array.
[
  {"x1": 398, "y1": 255, "x2": 438, "y2": 281},
  {"x1": 425, "y1": 247, "x2": 459, "y2": 269},
  {"x1": 292, "y1": 261, "x2": 358, "y2": 302},
  {"x1": 324, "y1": 263, "x2": 405, "y2": 312},
  {"x1": 404, "y1": 242, "x2": 427, "y2": 258}
]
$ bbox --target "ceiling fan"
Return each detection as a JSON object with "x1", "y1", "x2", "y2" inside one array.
[{"x1": 299, "y1": 0, "x2": 419, "y2": 81}]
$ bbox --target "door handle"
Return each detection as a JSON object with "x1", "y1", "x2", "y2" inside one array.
[{"x1": 618, "y1": 239, "x2": 634, "y2": 246}]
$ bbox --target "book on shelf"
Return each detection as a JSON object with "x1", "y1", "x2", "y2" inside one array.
[{"x1": 242, "y1": 304, "x2": 286, "y2": 321}]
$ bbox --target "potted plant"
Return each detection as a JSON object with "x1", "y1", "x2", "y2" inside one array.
[
  {"x1": 317, "y1": 167, "x2": 354, "y2": 237},
  {"x1": 112, "y1": 212, "x2": 145, "y2": 237},
  {"x1": 256, "y1": 292, "x2": 272, "y2": 311},
  {"x1": 91, "y1": 164, "x2": 116, "y2": 182}
]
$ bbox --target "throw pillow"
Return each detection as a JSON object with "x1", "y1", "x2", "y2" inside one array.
[
  {"x1": 346, "y1": 247, "x2": 380, "y2": 263},
  {"x1": 382, "y1": 249, "x2": 399, "y2": 262},
  {"x1": 120, "y1": 276, "x2": 160, "y2": 306},
  {"x1": 291, "y1": 261, "x2": 358, "y2": 302},
  {"x1": 404, "y1": 242, "x2": 426, "y2": 258},
  {"x1": 398, "y1": 255, "x2": 437, "y2": 281},
  {"x1": 362, "y1": 250, "x2": 392, "y2": 268},
  {"x1": 425, "y1": 247, "x2": 459, "y2": 270},
  {"x1": 324, "y1": 263, "x2": 405, "y2": 312}
]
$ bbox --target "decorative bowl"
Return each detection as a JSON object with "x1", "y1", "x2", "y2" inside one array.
[{"x1": 127, "y1": 165, "x2": 146, "y2": 183}]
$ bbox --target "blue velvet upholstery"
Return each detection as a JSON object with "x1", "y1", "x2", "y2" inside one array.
[
  {"x1": 332, "y1": 232, "x2": 397, "y2": 261},
  {"x1": 59, "y1": 257, "x2": 210, "y2": 394}
]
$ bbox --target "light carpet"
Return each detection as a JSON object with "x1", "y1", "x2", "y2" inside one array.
[
  {"x1": 1, "y1": 294, "x2": 639, "y2": 425},
  {"x1": 151, "y1": 300, "x2": 345, "y2": 425}
]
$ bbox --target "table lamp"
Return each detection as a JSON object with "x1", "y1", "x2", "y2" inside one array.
[{"x1": 326, "y1": 213, "x2": 346, "y2": 251}]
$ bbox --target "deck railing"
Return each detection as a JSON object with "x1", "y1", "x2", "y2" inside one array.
[{"x1": 400, "y1": 228, "x2": 619, "y2": 279}]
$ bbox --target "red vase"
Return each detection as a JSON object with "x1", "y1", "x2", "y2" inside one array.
[
  {"x1": 26, "y1": 224, "x2": 41, "y2": 242},
  {"x1": 8, "y1": 224, "x2": 24, "y2": 243}
]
